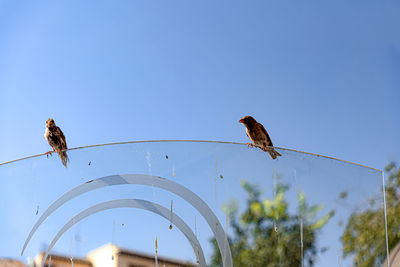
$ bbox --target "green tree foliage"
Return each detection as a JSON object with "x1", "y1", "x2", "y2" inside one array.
[
  {"x1": 210, "y1": 178, "x2": 334, "y2": 267},
  {"x1": 342, "y1": 162, "x2": 400, "y2": 266}
]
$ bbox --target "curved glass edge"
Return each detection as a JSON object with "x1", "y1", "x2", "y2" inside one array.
[{"x1": 0, "y1": 140, "x2": 383, "y2": 172}]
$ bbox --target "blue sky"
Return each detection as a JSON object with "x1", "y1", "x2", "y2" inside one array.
[
  {"x1": 0, "y1": 0, "x2": 399, "y2": 264},
  {"x1": 1, "y1": 1, "x2": 399, "y2": 169}
]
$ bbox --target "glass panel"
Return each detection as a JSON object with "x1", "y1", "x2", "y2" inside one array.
[{"x1": 0, "y1": 141, "x2": 386, "y2": 266}]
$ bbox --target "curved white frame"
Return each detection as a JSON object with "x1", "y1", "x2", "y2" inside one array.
[
  {"x1": 41, "y1": 199, "x2": 206, "y2": 267},
  {"x1": 23, "y1": 174, "x2": 233, "y2": 267}
]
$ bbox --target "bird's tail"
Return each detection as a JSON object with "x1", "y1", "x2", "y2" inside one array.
[
  {"x1": 57, "y1": 150, "x2": 70, "y2": 168},
  {"x1": 267, "y1": 147, "x2": 282, "y2": 160}
]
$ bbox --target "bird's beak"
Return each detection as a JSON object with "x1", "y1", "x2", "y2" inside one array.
[{"x1": 239, "y1": 119, "x2": 244, "y2": 123}]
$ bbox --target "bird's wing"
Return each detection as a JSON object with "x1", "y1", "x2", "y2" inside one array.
[
  {"x1": 47, "y1": 135, "x2": 58, "y2": 149},
  {"x1": 258, "y1": 123, "x2": 273, "y2": 146},
  {"x1": 56, "y1": 127, "x2": 68, "y2": 150}
]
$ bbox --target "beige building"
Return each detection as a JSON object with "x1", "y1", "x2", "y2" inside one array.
[
  {"x1": 33, "y1": 254, "x2": 91, "y2": 267},
  {"x1": 0, "y1": 259, "x2": 26, "y2": 267},
  {"x1": 382, "y1": 242, "x2": 400, "y2": 267},
  {"x1": 32, "y1": 244, "x2": 195, "y2": 267}
]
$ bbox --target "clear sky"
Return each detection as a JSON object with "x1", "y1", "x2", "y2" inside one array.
[
  {"x1": 1, "y1": 1, "x2": 399, "y2": 169},
  {"x1": 0, "y1": 0, "x2": 399, "y2": 264}
]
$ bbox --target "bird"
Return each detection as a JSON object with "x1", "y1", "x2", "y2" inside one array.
[
  {"x1": 44, "y1": 118, "x2": 69, "y2": 167},
  {"x1": 239, "y1": 115, "x2": 282, "y2": 159}
]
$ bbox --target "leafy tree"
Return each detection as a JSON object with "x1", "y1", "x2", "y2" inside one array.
[
  {"x1": 210, "y1": 178, "x2": 334, "y2": 267},
  {"x1": 342, "y1": 162, "x2": 400, "y2": 266}
]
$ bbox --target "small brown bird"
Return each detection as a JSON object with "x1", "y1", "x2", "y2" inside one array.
[
  {"x1": 239, "y1": 116, "x2": 281, "y2": 159},
  {"x1": 44, "y1": 118, "x2": 69, "y2": 167}
]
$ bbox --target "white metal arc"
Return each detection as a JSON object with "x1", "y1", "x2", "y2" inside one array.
[
  {"x1": 41, "y1": 199, "x2": 206, "y2": 267},
  {"x1": 22, "y1": 174, "x2": 233, "y2": 267}
]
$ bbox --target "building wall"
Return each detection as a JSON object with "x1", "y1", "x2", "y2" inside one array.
[
  {"x1": 86, "y1": 244, "x2": 116, "y2": 267},
  {"x1": 382, "y1": 242, "x2": 400, "y2": 267},
  {"x1": 33, "y1": 253, "x2": 92, "y2": 267},
  {"x1": 0, "y1": 259, "x2": 26, "y2": 267},
  {"x1": 118, "y1": 252, "x2": 189, "y2": 267},
  {"x1": 33, "y1": 244, "x2": 194, "y2": 267}
]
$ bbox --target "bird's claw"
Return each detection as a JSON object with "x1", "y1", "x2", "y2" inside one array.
[
  {"x1": 45, "y1": 151, "x2": 53, "y2": 158},
  {"x1": 246, "y1": 143, "x2": 254, "y2": 149}
]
